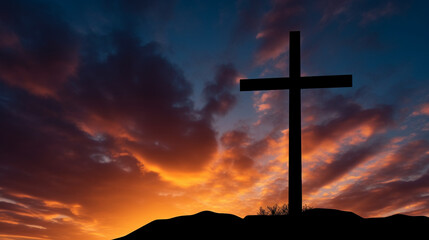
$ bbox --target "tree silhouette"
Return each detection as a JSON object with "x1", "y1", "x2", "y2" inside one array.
[{"x1": 257, "y1": 204, "x2": 312, "y2": 215}]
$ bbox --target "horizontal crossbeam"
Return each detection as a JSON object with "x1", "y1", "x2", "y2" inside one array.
[{"x1": 240, "y1": 75, "x2": 352, "y2": 91}]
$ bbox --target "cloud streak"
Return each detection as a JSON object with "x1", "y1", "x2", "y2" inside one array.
[
  {"x1": 254, "y1": 0, "x2": 303, "y2": 65},
  {"x1": 324, "y1": 139, "x2": 429, "y2": 217}
]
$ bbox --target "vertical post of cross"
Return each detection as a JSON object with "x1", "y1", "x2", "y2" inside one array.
[{"x1": 288, "y1": 31, "x2": 302, "y2": 216}]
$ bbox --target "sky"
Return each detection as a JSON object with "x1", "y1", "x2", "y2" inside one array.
[{"x1": 1, "y1": 0, "x2": 429, "y2": 239}]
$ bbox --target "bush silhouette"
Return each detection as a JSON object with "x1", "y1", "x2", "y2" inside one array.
[{"x1": 257, "y1": 203, "x2": 312, "y2": 215}]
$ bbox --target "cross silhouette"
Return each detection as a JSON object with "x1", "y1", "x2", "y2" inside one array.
[{"x1": 240, "y1": 31, "x2": 352, "y2": 216}]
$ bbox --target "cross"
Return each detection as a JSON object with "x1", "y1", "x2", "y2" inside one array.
[{"x1": 240, "y1": 31, "x2": 352, "y2": 216}]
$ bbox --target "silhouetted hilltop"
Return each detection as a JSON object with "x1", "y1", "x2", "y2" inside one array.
[{"x1": 115, "y1": 209, "x2": 429, "y2": 239}]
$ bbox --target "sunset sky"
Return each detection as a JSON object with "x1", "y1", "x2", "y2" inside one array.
[{"x1": 1, "y1": 0, "x2": 429, "y2": 239}]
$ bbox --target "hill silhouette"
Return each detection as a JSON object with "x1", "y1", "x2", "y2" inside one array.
[{"x1": 115, "y1": 208, "x2": 428, "y2": 239}]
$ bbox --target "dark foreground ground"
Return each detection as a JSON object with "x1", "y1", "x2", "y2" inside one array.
[{"x1": 115, "y1": 208, "x2": 429, "y2": 239}]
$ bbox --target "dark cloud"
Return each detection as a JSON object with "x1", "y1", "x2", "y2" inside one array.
[
  {"x1": 59, "y1": 32, "x2": 218, "y2": 173},
  {"x1": 0, "y1": 1, "x2": 79, "y2": 96},
  {"x1": 202, "y1": 63, "x2": 238, "y2": 119}
]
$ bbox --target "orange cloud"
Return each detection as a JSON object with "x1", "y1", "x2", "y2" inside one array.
[
  {"x1": 412, "y1": 103, "x2": 429, "y2": 116},
  {"x1": 320, "y1": 139, "x2": 429, "y2": 217}
]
